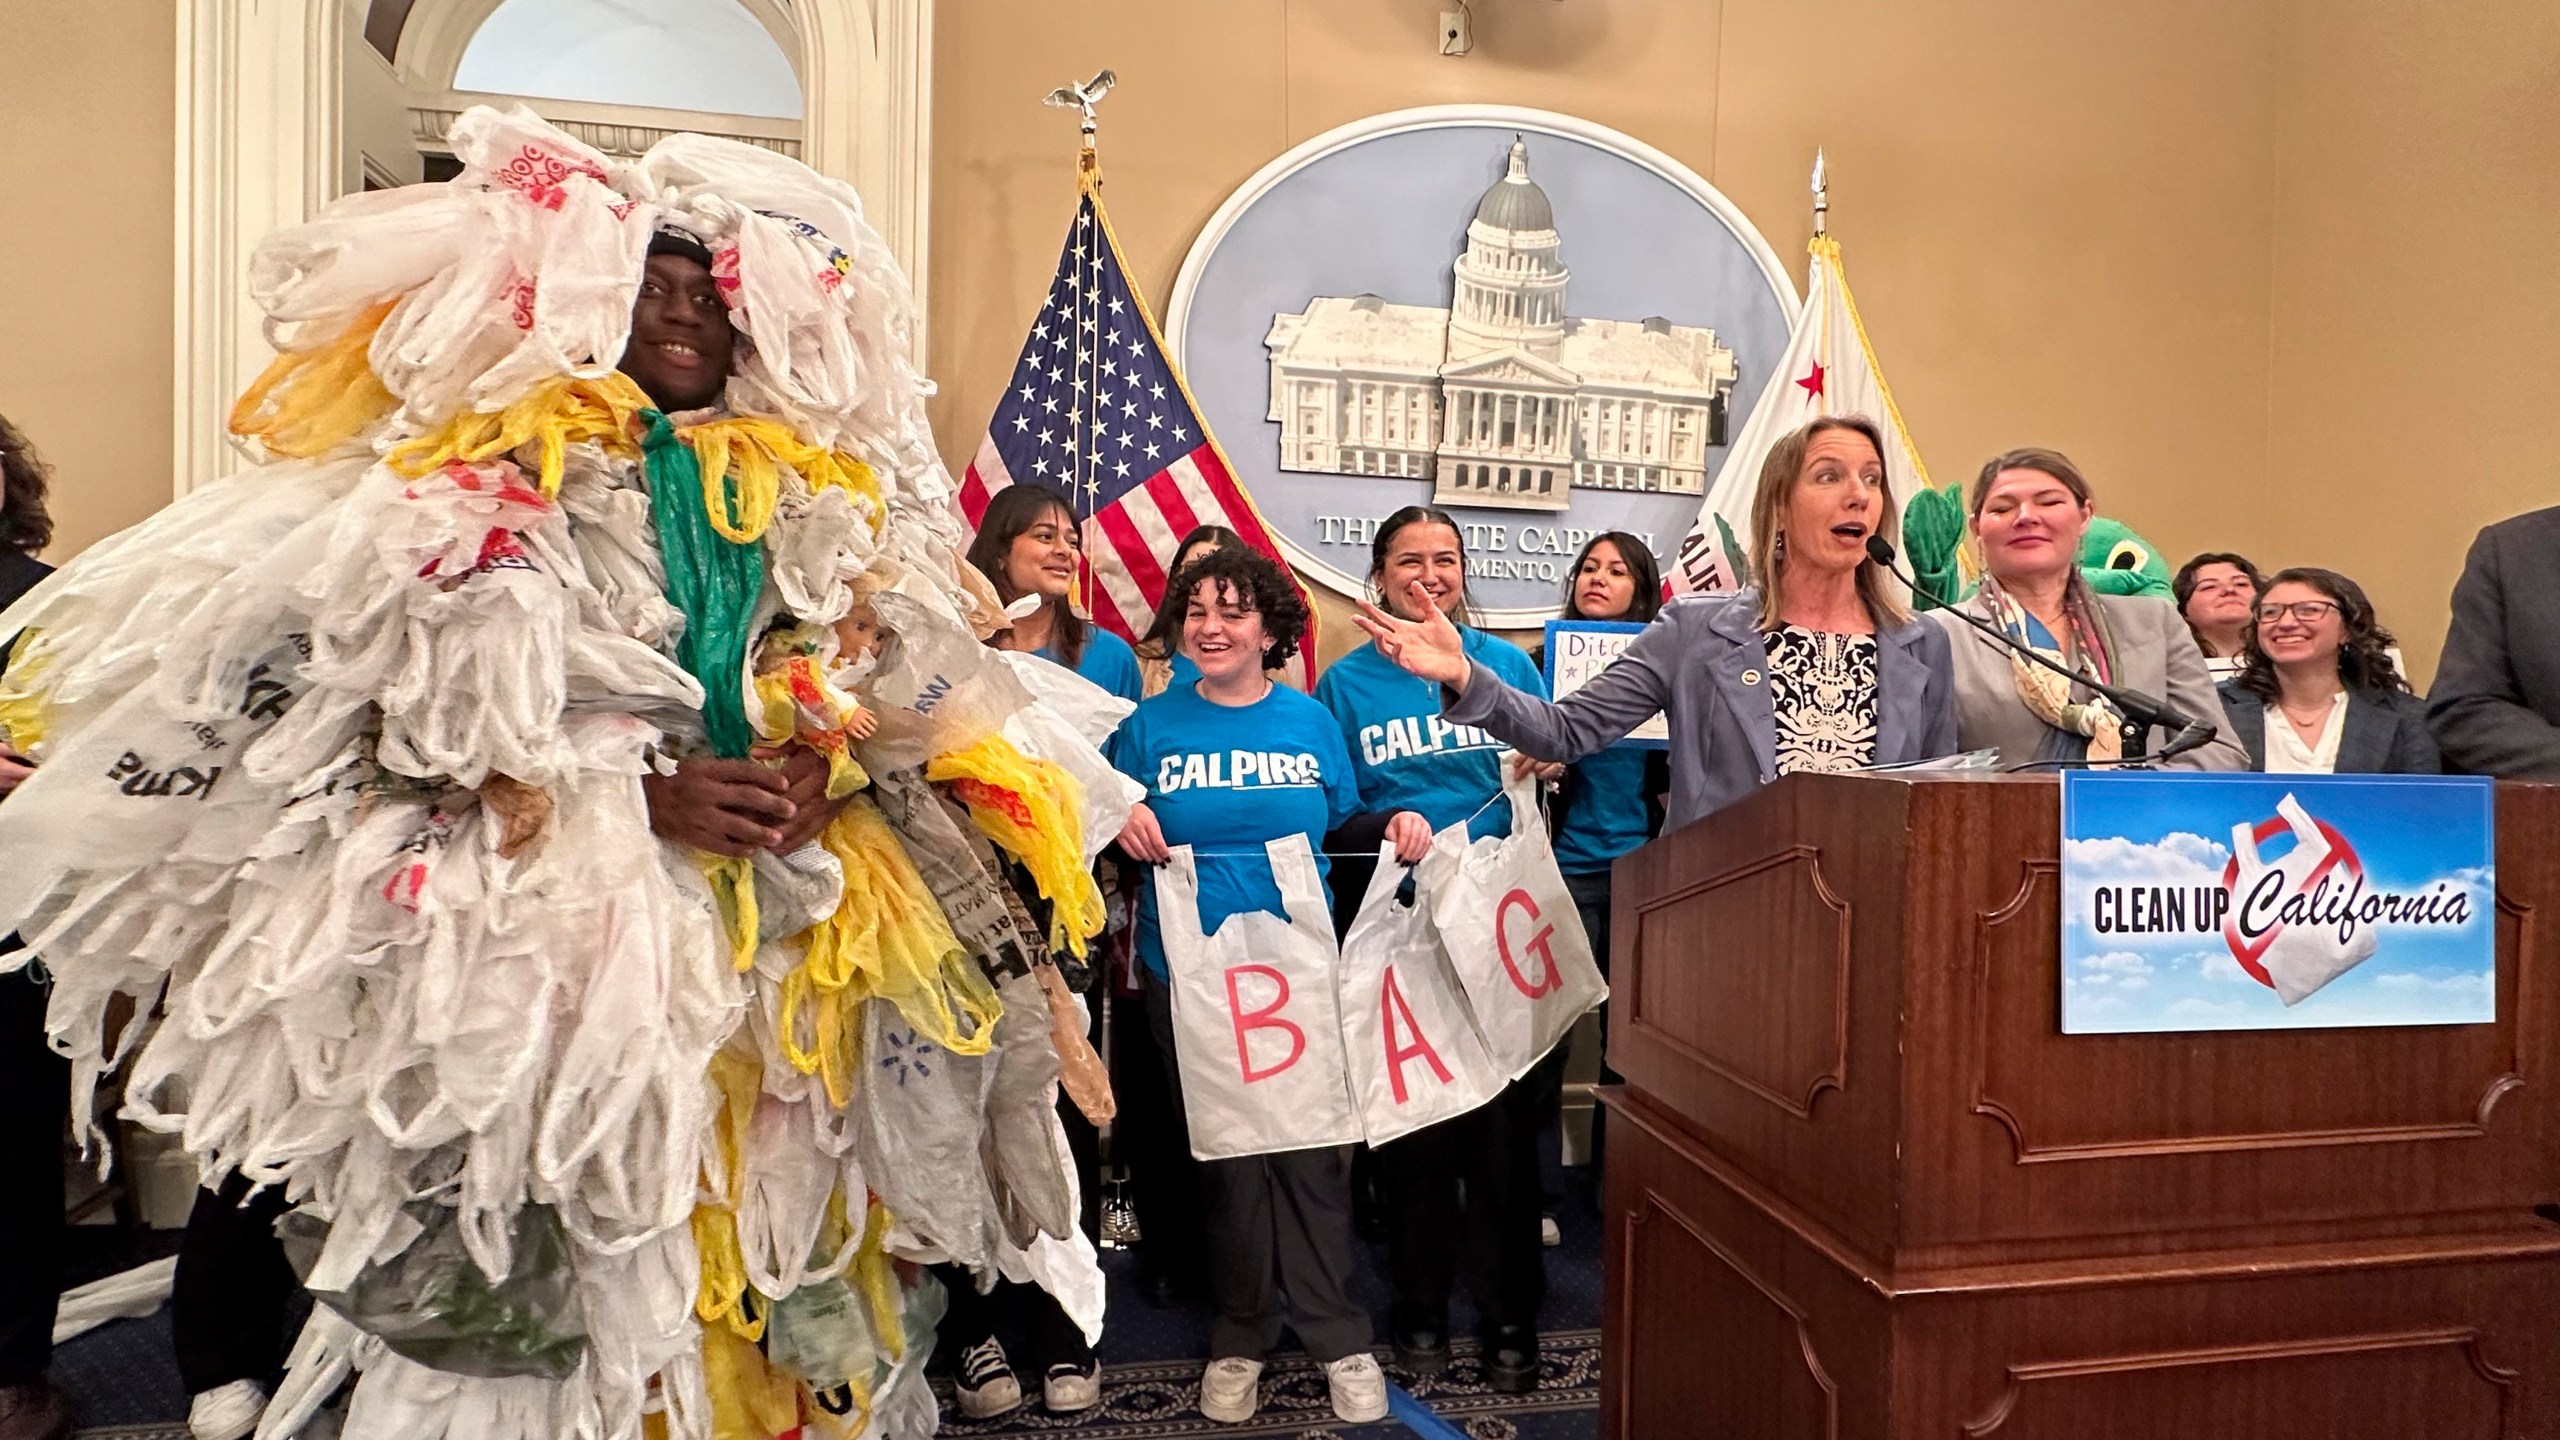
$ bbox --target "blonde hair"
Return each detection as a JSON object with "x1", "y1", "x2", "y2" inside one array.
[{"x1": 1748, "y1": 415, "x2": 1906, "y2": 630}]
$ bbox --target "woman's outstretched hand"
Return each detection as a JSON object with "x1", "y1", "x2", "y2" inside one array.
[{"x1": 1352, "y1": 581, "x2": 1472, "y2": 691}]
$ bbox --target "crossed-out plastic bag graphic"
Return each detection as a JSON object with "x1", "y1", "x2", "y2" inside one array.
[{"x1": 2222, "y1": 793, "x2": 2379, "y2": 1005}]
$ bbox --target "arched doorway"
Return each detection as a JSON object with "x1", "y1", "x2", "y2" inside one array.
[{"x1": 173, "y1": 0, "x2": 932, "y2": 491}]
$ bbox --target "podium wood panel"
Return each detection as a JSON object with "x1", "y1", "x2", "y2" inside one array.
[{"x1": 1601, "y1": 773, "x2": 2560, "y2": 1439}]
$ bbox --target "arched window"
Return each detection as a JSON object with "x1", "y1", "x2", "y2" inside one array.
[{"x1": 456, "y1": 0, "x2": 802, "y2": 117}]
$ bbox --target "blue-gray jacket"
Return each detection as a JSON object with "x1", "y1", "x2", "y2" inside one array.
[{"x1": 1442, "y1": 589, "x2": 1960, "y2": 832}]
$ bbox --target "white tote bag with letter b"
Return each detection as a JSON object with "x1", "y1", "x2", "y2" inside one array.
[
  {"x1": 1158, "y1": 836, "x2": 1361, "y2": 1160},
  {"x1": 1338, "y1": 847, "x2": 1507, "y2": 1145},
  {"x1": 1420, "y1": 767, "x2": 1609, "y2": 1080}
]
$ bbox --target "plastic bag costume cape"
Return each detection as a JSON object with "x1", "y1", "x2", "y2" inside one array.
[{"x1": 0, "y1": 108, "x2": 1136, "y2": 1440}]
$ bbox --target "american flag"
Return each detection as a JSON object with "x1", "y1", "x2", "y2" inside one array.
[{"x1": 958, "y1": 170, "x2": 1317, "y2": 687}]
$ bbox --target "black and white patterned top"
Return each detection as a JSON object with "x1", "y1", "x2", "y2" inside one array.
[{"x1": 1763, "y1": 626, "x2": 1880, "y2": 774}]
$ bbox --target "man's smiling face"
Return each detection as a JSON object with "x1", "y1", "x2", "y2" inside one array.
[{"x1": 617, "y1": 250, "x2": 737, "y2": 411}]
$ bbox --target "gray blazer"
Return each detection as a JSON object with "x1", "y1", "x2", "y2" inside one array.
[
  {"x1": 1442, "y1": 589, "x2": 1959, "y2": 831},
  {"x1": 1927, "y1": 592, "x2": 2245, "y2": 770},
  {"x1": 2216, "y1": 682, "x2": 2442, "y2": 774},
  {"x1": 2429, "y1": 505, "x2": 2560, "y2": 779}
]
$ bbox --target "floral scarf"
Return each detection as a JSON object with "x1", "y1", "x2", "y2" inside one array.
[{"x1": 1978, "y1": 575, "x2": 2124, "y2": 762}]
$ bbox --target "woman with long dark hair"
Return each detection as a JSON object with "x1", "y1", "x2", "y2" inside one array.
[
  {"x1": 1314, "y1": 504, "x2": 1554, "y2": 1393},
  {"x1": 2219, "y1": 567, "x2": 2438, "y2": 773},
  {"x1": 965, "y1": 483, "x2": 1143, "y2": 703}
]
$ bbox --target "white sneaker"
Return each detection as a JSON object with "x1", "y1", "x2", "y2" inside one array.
[
  {"x1": 1541, "y1": 1213, "x2": 1563, "y2": 1247},
  {"x1": 1326, "y1": 1352, "x2": 1389, "y2": 1424},
  {"x1": 1198, "y1": 1356, "x2": 1264, "y2": 1423},
  {"x1": 189, "y1": 1380, "x2": 268, "y2": 1440},
  {"x1": 1043, "y1": 1360, "x2": 1102, "y2": 1414},
  {"x1": 954, "y1": 1336, "x2": 1023, "y2": 1419}
]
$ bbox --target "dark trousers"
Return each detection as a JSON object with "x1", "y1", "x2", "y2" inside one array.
[
  {"x1": 1143, "y1": 973, "x2": 1368, "y2": 1363},
  {"x1": 0, "y1": 965, "x2": 66, "y2": 1387},
  {"x1": 934, "y1": 1265, "x2": 1094, "y2": 1374},
  {"x1": 1377, "y1": 1073, "x2": 1548, "y2": 1339},
  {"x1": 172, "y1": 1174, "x2": 300, "y2": 1395},
  {"x1": 1108, "y1": 988, "x2": 1203, "y2": 1286},
  {"x1": 1562, "y1": 869, "x2": 1620, "y2": 1089}
]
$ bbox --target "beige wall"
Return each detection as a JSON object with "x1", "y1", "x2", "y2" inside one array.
[
  {"x1": 927, "y1": 0, "x2": 2559, "y2": 683},
  {"x1": 0, "y1": 1, "x2": 175, "y2": 563},
  {"x1": 6, "y1": 1, "x2": 2551, "y2": 685}
]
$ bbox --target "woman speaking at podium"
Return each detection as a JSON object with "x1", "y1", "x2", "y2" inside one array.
[
  {"x1": 1928, "y1": 449, "x2": 2241, "y2": 768},
  {"x1": 1352, "y1": 416, "x2": 1958, "y2": 829}
]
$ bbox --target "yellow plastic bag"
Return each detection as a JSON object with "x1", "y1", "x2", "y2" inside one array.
[{"x1": 926, "y1": 734, "x2": 1105, "y2": 958}]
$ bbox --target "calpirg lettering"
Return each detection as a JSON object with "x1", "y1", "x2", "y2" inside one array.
[
  {"x1": 1358, "y1": 714, "x2": 1502, "y2": 767},
  {"x1": 1156, "y1": 749, "x2": 1325, "y2": 793}
]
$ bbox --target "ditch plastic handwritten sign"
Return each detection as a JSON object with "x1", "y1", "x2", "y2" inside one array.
[
  {"x1": 1542, "y1": 620, "x2": 1666, "y2": 747},
  {"x1": 1156, "y1": 837, "x2": 1361, "y2": 1159},
  {"x1": 1338, "y1": 847, "x2": 1506, "y2": 1145}
]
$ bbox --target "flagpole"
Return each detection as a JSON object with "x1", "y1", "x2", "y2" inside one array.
[
  {"x1": 1042, "y1": 69, "x2": 1116, "y2": 609},
  {"x1": 1810, "y1": 147, "x2": 1828, "y2": 238}
]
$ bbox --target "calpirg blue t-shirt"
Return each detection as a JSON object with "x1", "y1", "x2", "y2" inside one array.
[
  {"x1": 1040, "y1": 626, "x2": 1144, "y2": 706},
  {"x1": 1109, "y1": 683, "x2": 1361, "y2": 979},
  {"x1": 1554, "y1": 745, "x2": 1654, "y2": 875},
  {"x1": 1314, "y1": 627, "x2": 1548, "y2": 841}
]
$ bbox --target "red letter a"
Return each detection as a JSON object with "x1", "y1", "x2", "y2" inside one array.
[
  {"x1": 1381, "y1": 965, "x2": 1456, "y2": 1104},
  {"x1": 1227, "y1": 964, "x2": 1307, "y2": 1083}
]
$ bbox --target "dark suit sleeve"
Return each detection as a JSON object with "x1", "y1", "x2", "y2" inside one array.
[
  {"x1": 2428, "y1": 526, "x2": 2560, "y2": 779},
  {"x1": 2390, "y1": 695, "x2": 2444, "y2": 774}
]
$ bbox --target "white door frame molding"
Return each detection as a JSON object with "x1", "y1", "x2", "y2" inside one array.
[
  {"x1": 173, "y1": 0, "x2": 344, "y2": 493},
  {"x1": 175, "y1": 0, "x2": 933, "y2": 495}
]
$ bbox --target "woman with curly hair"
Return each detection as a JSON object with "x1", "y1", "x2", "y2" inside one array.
[
  {"x1": 1108, "y1": 545, "x2": 1406, "y2": 1427},
  {"x1": 2217, "y1": 566, "x2": 2439, "y2": 773}
]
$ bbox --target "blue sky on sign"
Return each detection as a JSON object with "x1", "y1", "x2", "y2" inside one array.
[{"x1": 2058, "y1": 773, "x2": 2495, "y2": 1034}]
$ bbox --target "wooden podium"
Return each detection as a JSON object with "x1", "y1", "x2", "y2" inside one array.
[{"x1": 1597, "y1": 773, "x2": 2560, "y2": 1439}]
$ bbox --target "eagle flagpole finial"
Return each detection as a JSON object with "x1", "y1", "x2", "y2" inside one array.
[{"x1": 1043, "y1": 68, "x2": 1118, "y2": 172}]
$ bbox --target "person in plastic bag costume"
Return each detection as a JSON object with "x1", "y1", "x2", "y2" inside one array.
[{"x1": 0, "y1": 107, "x2": 1121, "y2": 1440}]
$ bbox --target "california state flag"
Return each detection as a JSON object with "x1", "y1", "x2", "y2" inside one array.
[{"x1": 1666, "y1": 234, "x2": 1933, "y2": 596}]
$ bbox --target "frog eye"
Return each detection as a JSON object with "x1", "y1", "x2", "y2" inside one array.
[{"x1": 2105, "y1": 538, "x2": 2150, "y2": 572}]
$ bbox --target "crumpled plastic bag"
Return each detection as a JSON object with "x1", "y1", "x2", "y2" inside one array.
[
  {"x1": 851, "y1": 998, "x2": 999, "y2": 1273},
  {"x1": 281, "y1": 1202, "x2": 589, "y2": 1381},
  {"x1": 977, "y1": 970, "x2": 1074, "y2": 1247}
]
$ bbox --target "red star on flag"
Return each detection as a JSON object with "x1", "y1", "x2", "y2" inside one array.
[{"x1": 1795, "y1": 361, "x2": 1827, "y2": 399}]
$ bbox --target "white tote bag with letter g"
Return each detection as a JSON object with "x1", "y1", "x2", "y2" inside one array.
[
  {"x1": 1339, "y1": 847, "x2": 1507, "y2": 1145},
  {"x1": 1158, "y1": 836, "x2": 1361, "y2": 1160},
  {"x1": 1421, "y1": 767, "x2": 1609, "y2": 1079}
]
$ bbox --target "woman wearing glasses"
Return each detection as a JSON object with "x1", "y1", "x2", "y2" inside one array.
[{"x1": 2217, "y1": 568, "x2": 2440, "y2": 773}]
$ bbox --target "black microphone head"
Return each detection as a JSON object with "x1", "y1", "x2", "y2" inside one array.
[{"x1": 1864, "y1": 534, "x2": 1897, "y2": 568}]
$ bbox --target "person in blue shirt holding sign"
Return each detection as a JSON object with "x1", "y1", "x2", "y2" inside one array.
[
  {"x1": 966, "y1": 482, "x2": 1144, "y2": 703},
  {"x1": 1110, "y1": 546, "x2": 1403, "y2": 1427},
  {"x1": 1530, "y1": 534, "x2": 1669, "y2": 1121},
  {"x1": 1312, "y1": 504, "x2": 1556, "y2": 1397}
]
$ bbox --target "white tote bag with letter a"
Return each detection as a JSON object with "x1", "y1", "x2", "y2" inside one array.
[
  {"x1": 1421, "y1": 767, "x2": 1609, "y2": 1080},
  {"x1": 1158, "y1": 836, "x2": 1361, "y2": 1160},
  {"x1": 1338, "y1": 847, "x2": 1506, "y2": 1145}
]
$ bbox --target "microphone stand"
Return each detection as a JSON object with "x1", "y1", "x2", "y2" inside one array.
[{"x1": 1865, "y1": 536, "x2": 2213, "y2": 766}]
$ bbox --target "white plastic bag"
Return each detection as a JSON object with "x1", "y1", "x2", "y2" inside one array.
[
  {"x1": 1419, "y1": 767, "x2": 1608, "y2": 1080},
  {"x1": 1337, "y1": 848, "x2": 1506, "y2": 1145},
  {"x1": 1157, "y1": 837, "x2": 1360, "y2": 1160},
  {"x1": 2228, "y1": 793, "x2": 2380, "y2": 1005}
]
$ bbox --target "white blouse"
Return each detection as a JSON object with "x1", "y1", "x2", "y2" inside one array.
[{"x1": 2263, "y1": 692, "x2": 2348, "y2": 773}]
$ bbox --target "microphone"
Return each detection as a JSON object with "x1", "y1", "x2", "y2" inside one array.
[{"x1": 1865, "y1": 534, "x2": 2207, "y2": 763}]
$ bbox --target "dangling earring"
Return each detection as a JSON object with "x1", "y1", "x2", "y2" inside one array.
[{"x1": 1774, "y1": 531, "x2": 1787, "y2": 560}]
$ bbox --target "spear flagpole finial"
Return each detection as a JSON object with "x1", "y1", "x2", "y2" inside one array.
[
  {"x1": 1811, "y1": 147, "x2": 1829, "y2": 237},
  {"x1": 1042, "y1": 68, "x2": 1118, "y2": 175}
]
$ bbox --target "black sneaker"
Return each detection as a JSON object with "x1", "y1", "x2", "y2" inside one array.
[
  {"x1": 954, "y1": 1336, "x2": 1023, "y2": 1419},
  {"x1": 1391, "y1": 1317, "x2": 1450, "y2": 1378},
  {"x1": 1483, "y1": 1325, "x2": 1540, "y2": 1395}
]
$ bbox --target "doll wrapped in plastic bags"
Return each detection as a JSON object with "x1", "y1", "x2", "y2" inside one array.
[{"x1": 0, "y1": 105, "x2": 1111, "y2": 1440}]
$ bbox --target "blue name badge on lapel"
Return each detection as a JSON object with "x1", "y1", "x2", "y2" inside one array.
[{"x1": 1542, "y1": 619, "x2": 1666, "y2": 751}]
